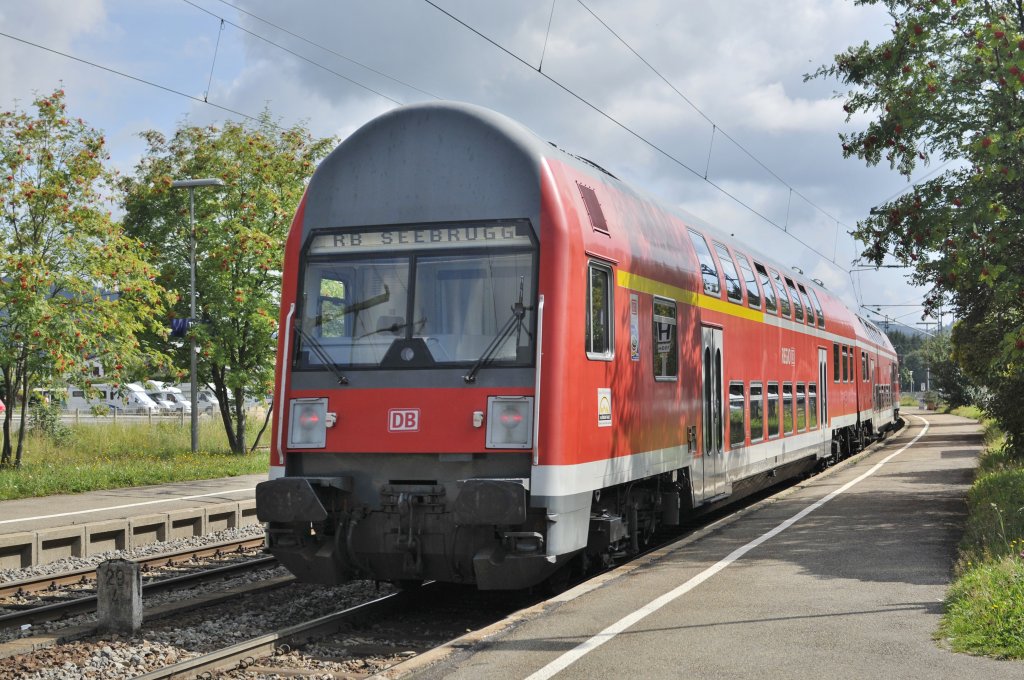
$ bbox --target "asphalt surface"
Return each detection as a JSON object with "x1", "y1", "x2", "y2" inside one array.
[
  {"x1": 409, "y1": 411, "x2": 1023, "y2": 679},
  {"x1": 0, "y1": 474, "x2": 265, "y2": 536}
]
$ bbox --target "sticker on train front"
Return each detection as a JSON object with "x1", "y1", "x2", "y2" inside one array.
[{"x1": 388, "y1": 408, "x2": 420, "y2": 432}]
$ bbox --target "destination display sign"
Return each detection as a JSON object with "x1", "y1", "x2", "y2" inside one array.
[{"x1": 309, "y1": 223, "x2": 533, "y2": 254}]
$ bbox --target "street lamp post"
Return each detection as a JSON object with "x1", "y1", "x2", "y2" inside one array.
[{"x1": 171, "y1": 178, "x2": 225, "y2": 453}]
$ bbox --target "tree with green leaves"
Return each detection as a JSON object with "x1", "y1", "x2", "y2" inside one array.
[
  {"x1": 0, "y1": 88, "x2": 171, "y2": 467},
  {"x1": 121, "y1": 112, "x2": 334, "y2": 454},
  {"x1": 812, "y1": 0, "x2": 1024, "y2": 450}
]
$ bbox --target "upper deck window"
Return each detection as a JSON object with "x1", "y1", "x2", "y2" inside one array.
[
  {"x1": 736, "y1": 254, "x2": 761, "y2": 310},
  {"x1": 770, "y1": 269, "x2": 792, "y2": 318},
  {"x1": 754, "y1": 262, "x2": 777, "y2": 313},
  {"x1": 797, "y1": 284, "x2": 815, "y2": 326},
  {"x1": 688, "y1": 230, "x2": 720, "y2": 296},
  {"x1": 785, "y1": 277, "x2": 804, "y2": 323},
  {"x1": 809, "y1": 288, "x2": 826, "y2": 329},
  {"x1": 714, "y1": 243, "x2": 743, "y2": 304}
]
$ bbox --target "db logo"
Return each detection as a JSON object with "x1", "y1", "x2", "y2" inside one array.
[{"x1": 388, "y1": 408, "x2": 420, "y2": 432}]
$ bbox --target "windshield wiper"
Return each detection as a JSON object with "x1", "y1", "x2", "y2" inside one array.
[
  {"x1": 355, "y1": 317, "x2": 427, "y2": 340},
  {"x1": 346, "y1": 285, "x2": 390, "y2": 315},
  {"x1": 463, "y1": 277, "x2": 533, "y2": 384},
  {"x1": 295, "y1": 324, "x2": 349, "y2": 385}
]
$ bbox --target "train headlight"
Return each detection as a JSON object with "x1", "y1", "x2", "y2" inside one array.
[
  {"x1": 485, "y1": 396, "x2": 533, "y2": 449},
  {"x1": 288, "y1": 398, "x2": 328, "y2": 448}
]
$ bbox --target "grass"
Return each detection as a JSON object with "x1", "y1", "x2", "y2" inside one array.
[
  {"x1": 936, "y1": 408, "x2": 1024, "y2": 658},
  {"x1": 0, "y1": 418, "x2": 271, "y2": 500}
]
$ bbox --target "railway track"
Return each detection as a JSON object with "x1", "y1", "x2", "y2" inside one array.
[
  {"x1": 0, "y1": 536, "x2": 266, "y2": 600},
  {"x1": 0, "y1": 554, "x2": 279, "y2": 632},
  {"x1": 135, "y1": 589, "x2": 412, "y2": 679}
]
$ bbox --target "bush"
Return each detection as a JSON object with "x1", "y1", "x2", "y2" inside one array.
[
  {"x1": 28, "y1": 402, "x2": 71, "y2": 445},
  {"x1": 959, "y1": 463, "x2": 1024, "y2": 563},
  {"x1": 940, "y1": 556, "x2": 1024, "y2": 658}
]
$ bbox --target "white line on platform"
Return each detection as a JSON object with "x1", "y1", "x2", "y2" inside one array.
[
  {"x1": 0, "y1": 487, "x2": 257, "y2": 526},
  {"x1": 526, "y1": 416, "x2": 931, "y2": 680}
]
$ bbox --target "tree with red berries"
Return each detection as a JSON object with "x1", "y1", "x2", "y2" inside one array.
[
  {"x1": 0, "y1": 89, "x2": 172, "y2": 467},
  {"x1": 811, "y1": 0, "x2": 1024, "y2": 452},
  {"x1": 121, "y1": 112, "x2": 334, "y2": 454}
]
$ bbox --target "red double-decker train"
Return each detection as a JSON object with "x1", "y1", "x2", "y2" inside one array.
[{"x1": 256, "y1": 102, "x2": 899, "y2": 590}]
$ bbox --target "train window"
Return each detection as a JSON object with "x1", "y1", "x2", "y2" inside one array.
[
  {"x1": 797, "y1": 284, "x2": 815, "y2": 326},
  {"x1": 809, "y1": 384, "x2": 818, "y2": 428},
  {"x1": 785, "y1": 278, "x2": 804, "y2": 322},
  {"x1": 587, "y1": 262, "x2": 614, "y2": 359},
  {"x1": 796, "y1": 383, "x2": 807, "y2": 431},
  {"x1": 303, "y1": 257, "x2": 409, "y2": 344},
  {"x1": 847, "y1": 348, "x2": 855, "y2": 384},
  {"x1": 652, "y1": 297, "x2": 678, "y2": 380},
  {"x1": 782, "y1": 383, "x2": 794, "y2": 434},
  {"x1": 714, "y1": 243, "x2": 743, "y2": 304},
  {"x1": 736, "y1": 253, "x2": 762, "y2": 310},
  {"x1": 770, "y1": 269, "x2": 792, "y2": 317},
  {"x1": 754, "y1": 262, "x2": 777, "y2": 313},
  {"x1": 841, "y1": 346, "x2": 848, "y2": 382},
  {"x1": 862, "y1": 351, "x2": 868, "y2": 381},
  {"x1": 767, "y1": 382, "x2": 780, "y2": 438},
  {"x1": 688, "y1": 230, "x2": 721, "y2": 296},
  {"x1": 749, "y1": 382, "x2": 764, "y2": 442},
  {"x1": 809, "y1": 288, "x2": 826, "y2": 329},
  {"x1": 833, "y1": 344, "x2": 840, "y2": 383},
  {"x1": 729, "y1": 382, "x2": 746, "y2": 448}
]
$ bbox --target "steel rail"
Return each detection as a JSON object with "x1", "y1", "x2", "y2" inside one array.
[
  {"x1": 0, "y1": 536, "x2": 265, "y2": 599},
  {"x1": 134, "y1": 588, "x2": 417, "y2": 679},
  {"x1": 0, "y1": 555, "x2": 279, "y2": 631}
]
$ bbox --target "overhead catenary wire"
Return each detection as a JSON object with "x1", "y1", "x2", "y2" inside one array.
[
  {"x1": 4, "y1": 2, "x2": 923, "y2": 304},
  {"x1": 0, "y1": 30, "x2": 264, "y2": 124},
  {"x1": 203, "y1": 18, "x2": 225, "y2": 102},
  {"x1": 181, "y1": 0, "x2": 404, "y2": 106},
  {"x1": 210, "y1": 0, "x2": 441, "y2": 101},
  {"x1": 574, "y1": 1, "x2": 849, "y2": 242},
  {"x1": 419, "y1": 0, "x2": 846, "y2": 267}
]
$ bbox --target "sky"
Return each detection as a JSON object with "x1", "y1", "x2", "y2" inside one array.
[{"x1": 0, "y1": 0, "x2": 939, "y2": 334}]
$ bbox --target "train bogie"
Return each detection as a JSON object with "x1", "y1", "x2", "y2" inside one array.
[{"x1": 256, "y1": 102, "x2": 900, "y2": 590}]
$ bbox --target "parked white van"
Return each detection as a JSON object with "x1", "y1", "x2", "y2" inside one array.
[
  {"x1": 64, "y1": 383, "x2": 159, "y2": 414},
  {"x1": 175, "y1": 384, "x2": 220, "y2": 415}
]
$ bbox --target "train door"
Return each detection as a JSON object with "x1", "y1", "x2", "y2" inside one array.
[
  {"x1": 818, "y1": 347, "x2": 829, "y2": 429},
  {"x1": 700, "y1": 326, "x2": 729, "y2": 499}
]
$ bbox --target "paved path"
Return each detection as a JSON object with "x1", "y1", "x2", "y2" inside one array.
[
  {"x1": 409, "y1": 412, "x2": 1023, "y2": 679},
  {"x1": 0, "y1": 474, "x2": 265, "y2": 535}
]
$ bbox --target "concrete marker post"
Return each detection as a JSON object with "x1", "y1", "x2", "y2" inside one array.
[{"x1": 97, "y1": 558, "x2": 142, "y2": 634}]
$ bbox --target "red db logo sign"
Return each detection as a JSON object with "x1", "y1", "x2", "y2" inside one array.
[{"x1": 388, "y1": 409, "x2": 420, "y2": 432}]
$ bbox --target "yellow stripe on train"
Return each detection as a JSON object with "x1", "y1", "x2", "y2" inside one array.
[{"x1": 617, "y1": 269, "x2": 765, "y2": 323}]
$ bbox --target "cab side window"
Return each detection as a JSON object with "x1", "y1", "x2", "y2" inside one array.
[{"x1": 587, "y1": 262, "x2": 614, "y2": 360}]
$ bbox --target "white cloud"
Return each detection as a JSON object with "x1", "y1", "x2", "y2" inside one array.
[{"x1": 0, "y1": 0, "x2": 922, "y2": 314}]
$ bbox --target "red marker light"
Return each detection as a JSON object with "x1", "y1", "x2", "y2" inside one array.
[
  {"x1": 299, "y1": 408, "x2": 321, "y2": 427},
  {"x1": 499, "y1": 407, "x2": 523, "y2": 428}
]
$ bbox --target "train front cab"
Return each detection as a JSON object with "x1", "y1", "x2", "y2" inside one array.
[{"x1": 256, "y1": 104, "x2": 583, "y2": 591}]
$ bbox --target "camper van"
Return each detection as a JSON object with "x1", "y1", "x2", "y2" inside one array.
[
  {"x1": 64, "y1": 383, "x2": 160, "y2": 414},
  {"x1": 174, "y1": 384, "x2": 219, "y2": 415}
]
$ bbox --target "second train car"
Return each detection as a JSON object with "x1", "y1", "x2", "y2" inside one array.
[{"x1": 256, "y1": 102, "x2": 900, "y2": 590}]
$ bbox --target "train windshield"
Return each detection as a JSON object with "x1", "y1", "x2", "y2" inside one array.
[{"x1": 295, "y1": 222, "x2": 537, "y2": 370}]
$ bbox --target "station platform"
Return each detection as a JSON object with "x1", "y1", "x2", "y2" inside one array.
[
  {"x1": 399, "y1": 412, "x2": 1024, "y2": 680},
  {"x1": 0, "y1": 473, "x2": 265, "y2": 570}
]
